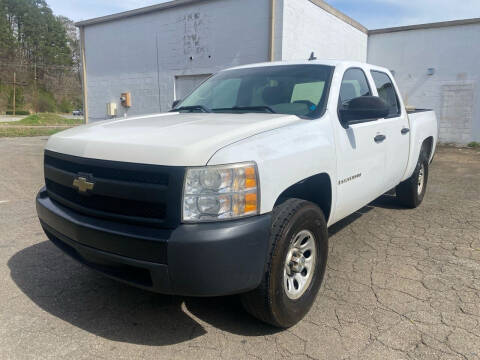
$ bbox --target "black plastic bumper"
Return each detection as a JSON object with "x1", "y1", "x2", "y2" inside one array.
[{"x1": 36, "y1": 188, "x2": 272, "y2": 297}]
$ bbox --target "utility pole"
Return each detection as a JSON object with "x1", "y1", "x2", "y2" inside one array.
[
  {"x1": 34, "y1": 62, "x2": 37, "y2": 114},
  {"x1": 13, "y1": 72, "x2": 16, "y2": 116},
  {"x1": 7, "y1": 72, "x2": 28, "y2": 116}
]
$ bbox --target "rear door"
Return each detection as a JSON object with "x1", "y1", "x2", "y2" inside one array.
[
  {"x1": 333, "y1": 67, "x2": 387, "y2": 222},
  {"x1": 370, "y1": 70, "x2": 410, "y2": 190}
]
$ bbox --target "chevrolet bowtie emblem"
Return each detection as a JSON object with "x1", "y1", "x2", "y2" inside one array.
[{"x1": 73, "y1": 176, "x2": 95, "y2": 193}]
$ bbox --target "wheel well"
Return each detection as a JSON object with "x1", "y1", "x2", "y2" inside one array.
[
  {"x1": 422, "y1": 136, "x2": 434, "y2": 160},
  {"x1": 274, "y1": 173, "x2": 332, "y2": 223}
]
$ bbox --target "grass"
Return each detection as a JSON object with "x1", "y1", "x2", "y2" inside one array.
[
  {"x1": 0, "y1": 113, "x2": 84, "y2": 126},
  {"x1": 0, "y1": 113, "x2": 83, "y2": 137},
  {"x1": 468, "y1": 141, "x2": 480, "y2": 148},
  {"x1": 0, "y1": 127, "x2": 69, "y2": 137}
]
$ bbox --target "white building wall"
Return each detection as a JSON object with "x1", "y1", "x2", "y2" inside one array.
[
  {"x1": 368, "y1": 24, "x2": 480, "y2": 144},
  {"x1": 83, "y1": 0, "x2": 271, "y2": 121},
  {"x1": 281, "y1": 0, "x2": 368, "y2": 62}
]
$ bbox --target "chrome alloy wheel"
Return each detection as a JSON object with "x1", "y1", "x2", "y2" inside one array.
[
  {"x1": 417, "y1": 163, "x2": 425, "y2": 195},
  {"x1": 283, "y1": 230, "x2": 317, "y2": 300}
]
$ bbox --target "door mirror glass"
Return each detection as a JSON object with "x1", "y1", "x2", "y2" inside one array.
[
  {"x1": 339, "y1": 96, "x2": 389, "y2": 125},
  {"x1": 172, "y1": 99, "x2": 182, "y2": 109}
]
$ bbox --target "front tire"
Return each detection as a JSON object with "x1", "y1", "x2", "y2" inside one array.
[
  {"x1": 396, "y1": 150, "x2": 429, "y2": 208},
  {"x1": 241, "y1": 199, "x2": 328, "y2": 328}
]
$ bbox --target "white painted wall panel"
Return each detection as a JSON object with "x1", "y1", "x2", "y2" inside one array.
[
  {"x1": 281, "y1": 0, "x2": 368, "y2": 62},
  {"x1": 368, "y1": 24, "x2": 480, "y2": 143},
  {"x1": 84, "y1": 0, "x2": 271, "y2": 121}
]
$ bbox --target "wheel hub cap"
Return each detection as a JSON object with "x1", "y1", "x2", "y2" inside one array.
[{"x1": 283, "y1": 230, "x2": 317, "y2": 300}]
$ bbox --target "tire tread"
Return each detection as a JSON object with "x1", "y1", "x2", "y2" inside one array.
[
  {"x1": 396, "y1": 149, "x2": 428, "y2": 208},
  {"x1": 241, "y1": 199, "x2": 318, "y2": 327}
]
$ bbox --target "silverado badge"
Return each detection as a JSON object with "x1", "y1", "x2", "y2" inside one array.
[{"x1": 72, "y1": 176, "x2": 95, "y2": 194}]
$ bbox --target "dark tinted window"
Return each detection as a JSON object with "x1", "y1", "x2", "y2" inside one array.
[
  {"x1": 371, "y1": 71, "x2": 401, "y2": 117},
  {"x1": 339, "y1": 68, "x2": 371, "y2": 104}
]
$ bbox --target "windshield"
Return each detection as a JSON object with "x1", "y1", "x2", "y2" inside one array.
[{"x1": 175, "y1": 65, "x2": 334, "y2": 119}]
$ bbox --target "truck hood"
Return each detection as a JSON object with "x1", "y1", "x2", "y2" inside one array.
[{"x1": 45, "y1": 112, "x2": 301, "y2": 166}]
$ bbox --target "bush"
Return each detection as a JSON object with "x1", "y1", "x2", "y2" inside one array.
[
  {"x1": 72, "y1": 96, "x2": 83, "y2": 110},
  {"x1": 57, "y1": 98, "x2": 73, "y2": 113},
  {"x1": 468, "y1": 142, "x2": 480, "y2": 148},
  {"x1": 7, "y1": 87, "x2": 25, "y2": 110},
  {"x1": 6, "y1": 110, "x2": 30, "y2": 115},
  {"x1": 37, "y1": 90, "x2": 56, "y2": 113}
]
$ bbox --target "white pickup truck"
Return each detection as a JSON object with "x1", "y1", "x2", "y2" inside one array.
[{"x1": 36, "y1": 60, "x2": 437, "y2": 328}]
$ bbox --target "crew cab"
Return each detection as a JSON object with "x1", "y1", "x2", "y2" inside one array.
[{"x1": 36, "y1": 60, "x2": 438, "y2": 328}]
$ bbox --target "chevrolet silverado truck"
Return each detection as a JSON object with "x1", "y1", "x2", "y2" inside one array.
[{"x1": 36, "y1": 60, "x2": 438, "y2": 328}]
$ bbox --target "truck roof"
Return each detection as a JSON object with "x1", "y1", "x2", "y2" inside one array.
[{"x1": 225, "y1": 60, "x2": 387, "y2": 72}]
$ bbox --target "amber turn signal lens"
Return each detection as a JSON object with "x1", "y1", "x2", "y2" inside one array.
[
  {"x1": 245, "y1": 166, "x2": 257, "y2": 188},
  {"x1": 244, "y1": 193, "x2": 257, "y2": 213}
]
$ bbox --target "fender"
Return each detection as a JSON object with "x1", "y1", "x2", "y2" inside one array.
[
  {"x1": 207, "y1": 114, "x2": 338, "y2": 226},
  {"x1": 402, "y1": 111, "x2": 438, "y2": 181}
]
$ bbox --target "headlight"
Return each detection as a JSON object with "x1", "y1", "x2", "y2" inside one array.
[{"x1": 182, "y1": 162, "x2": 259, "y2": 222}]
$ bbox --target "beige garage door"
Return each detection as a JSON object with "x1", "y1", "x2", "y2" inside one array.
[{"x1": 175, "y1": 74, "x2": 211, "y2": 101}]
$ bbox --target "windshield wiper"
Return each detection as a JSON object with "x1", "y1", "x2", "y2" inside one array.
[
  {"x1": 172, "y1": 105, "x2": 212, "y2": 113},
  {"x1": 213, "y1": 106, "x2": 276, "y2": 114}
]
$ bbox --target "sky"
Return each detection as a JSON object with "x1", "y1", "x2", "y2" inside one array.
[{"x1": 48, "y1": 0, "x2": 480, "y2": 29}]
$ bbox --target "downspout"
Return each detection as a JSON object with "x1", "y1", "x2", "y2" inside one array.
[
  {"x1": 80, "y1": 26, "x2": 89, "y2": 123},
  {"x1": 269, "y1": 0, "x2": 276, "y2": 61}
]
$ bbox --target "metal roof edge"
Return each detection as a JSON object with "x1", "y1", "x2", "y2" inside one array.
[
  {"x1": 308, "y1": 0, "x2": 368, "y2": 34},
  {"x1": 75, "y1": 0, "x2": 368, "y2": 33},
  {"x1": 369, "y1": 17, "x2": 480, "y2": 35},
  {"x1": 75, "y1": 0, "x2": 209, "y2": 27}
]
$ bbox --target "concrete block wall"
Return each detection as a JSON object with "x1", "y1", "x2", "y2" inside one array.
[
  {"x1": 83, "y1": 0, "x2": 271, "y2": 121},
  {"x1": 368, "y1": 23, "x2": 480, "y2": 144},
  {"x1": 81, "y1": 0, "x2": 370, "y2": 121}
]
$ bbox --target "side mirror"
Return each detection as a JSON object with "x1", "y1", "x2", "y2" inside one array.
[
  {"x1": 172, "y1": 99, "x2": 182, "y2": 109},
  {"x1": 339, "y1": 96, "x2": 389, "y2": 126}
]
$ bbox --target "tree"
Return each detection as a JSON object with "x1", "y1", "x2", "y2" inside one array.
[
  {"x1": 7, "y1": 86, "x2": 25, "y2": 111},
  {"x1": 0, "y1": 0, "x2": 80, "y2": 113},
  {"x1": 0, "y1": 1, "x2": 15, "y2": 59}
]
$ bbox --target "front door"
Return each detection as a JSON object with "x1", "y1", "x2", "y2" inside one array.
[{"x1": 333, "y1": 68, "x2": 387, "y2": 222}]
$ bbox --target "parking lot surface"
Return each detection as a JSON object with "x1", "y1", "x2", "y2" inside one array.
[{"x1": 0, "y1": 137, "x2": 479, "y2": 360}]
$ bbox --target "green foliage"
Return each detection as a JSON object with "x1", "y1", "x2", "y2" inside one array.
[
  {"x1": 72, "y1": 96, "x2": 83, "y2": 110},
  {"x1": 6, "y1": 110, "x2": 30, "y2": 115},
  {"x1": 468, "y1": 142, "x2": 480, "y2": 148},
  {"x1": 37, "y1": 89, "x2": 57, "y2": 113},
  {"x1": 7, "y1": 87, "x2": 26, "y2": 111},
  {"x1": 0, "y1": 2, "x2": 15, "y2": 58},
  {"x1": 1, "y1": 0, "x2": 72, "y2": 66},
  {"x1": 58, "y1": 98, "x2": 73, "y2": 113},
  {"x1": 0, "y1": 0, "x2": 81, "y2": 114}
]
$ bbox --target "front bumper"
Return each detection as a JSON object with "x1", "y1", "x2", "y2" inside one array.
[{"x1": 36, "y1": 188, "x2": 271, "y2": 297}]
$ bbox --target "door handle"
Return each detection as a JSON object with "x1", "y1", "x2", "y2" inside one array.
[
  {"x1": 401, "y1": 128, "x2": 410, "y2": 135},
  {"x1": 374, "y1": 134, "x2": 386, "y2": 143}
]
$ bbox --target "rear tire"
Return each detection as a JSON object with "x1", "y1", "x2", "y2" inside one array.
[
  {"x1": 396, "y1": 150, "x2": 429, "y2": 208},
  {"x1": 241, "y1": 199, "x2": 328, "y2": 328}
]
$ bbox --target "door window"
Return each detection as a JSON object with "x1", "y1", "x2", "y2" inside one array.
[
  {"x1": 339, "y1": 68, "x2": 371, "y2": 104},
  {"x1": 371, "y1": 71, "x2": 401, "y2": 117}
]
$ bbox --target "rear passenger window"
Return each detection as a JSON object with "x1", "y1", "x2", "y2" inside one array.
[
  {"x1": 371, "y1": 71, "x2": 401, "y2": 117},
  {"x1": 339, "y1": 68, "x2": 371, "y2": 104}
]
